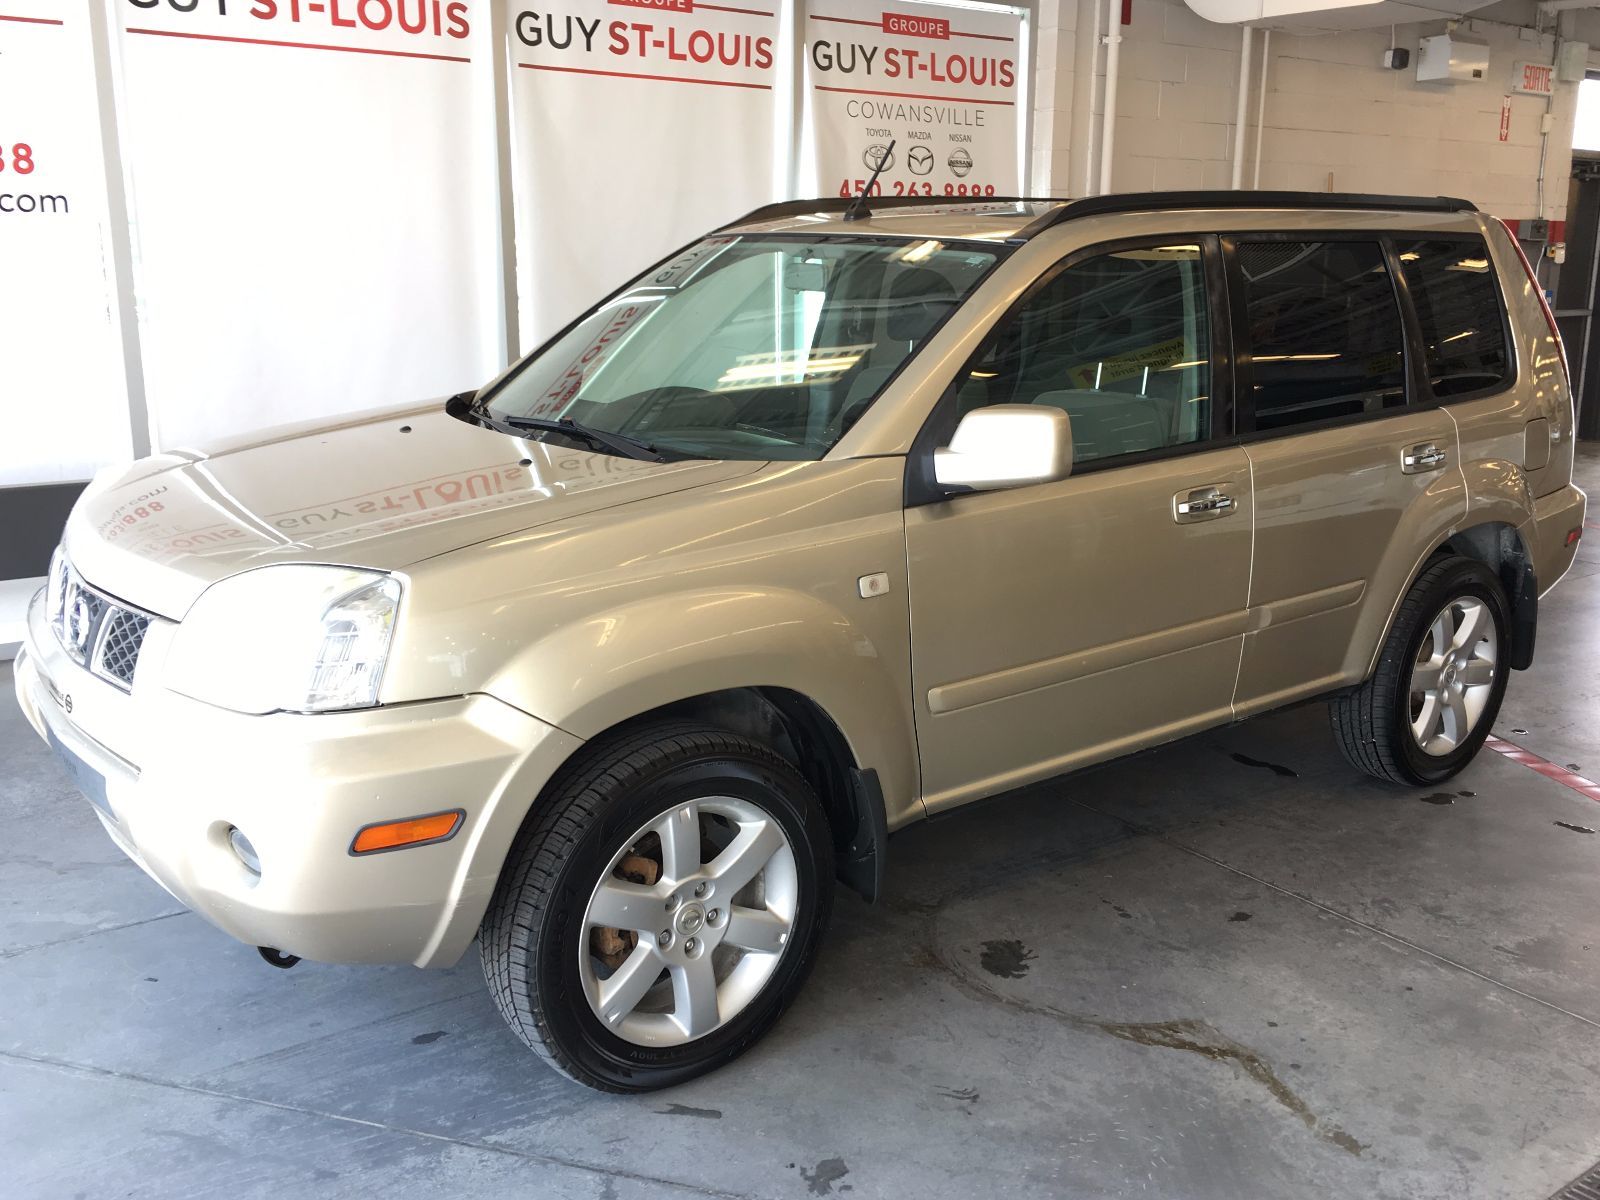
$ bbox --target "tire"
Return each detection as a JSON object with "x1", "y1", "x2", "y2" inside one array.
[
  {"x1": 1330, "y1": 555, "x2": 1512, "y2": 786},
  {"x1": 480, "y1": 721, "x2": 834, "y2": 1092}
]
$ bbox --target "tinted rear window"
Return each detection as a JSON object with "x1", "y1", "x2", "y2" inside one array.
[
  {"x1": 1237, "y1": 241, "x2": 1407, "y2": 432},
  {"x1": 1395, "y1": 239, "x2": 1512, "y2": 398}
]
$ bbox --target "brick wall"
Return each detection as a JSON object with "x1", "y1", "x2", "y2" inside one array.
[
  {"x1": 1031, "y1": 0, "x2": 1080, "y2": 194},
  {"x1": 1031, "y1": 0, "x2": 1583, "y2": 223}
]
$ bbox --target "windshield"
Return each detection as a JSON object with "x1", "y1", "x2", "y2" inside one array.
[{"x1": 483, "y1": 235, "x2": 1005, "y2": 460}]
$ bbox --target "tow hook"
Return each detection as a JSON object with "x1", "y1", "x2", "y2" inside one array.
[{"x1": 258, "y1": 946, "x2": 301, "y2": 969}]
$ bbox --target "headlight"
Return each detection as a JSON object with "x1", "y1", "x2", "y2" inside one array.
[
  {"x1": 163, "y1": 565, "x2": 402, "y2": 714},
  {"x1": 46, "y1": 547, "x2": 68, "y2": 629}
]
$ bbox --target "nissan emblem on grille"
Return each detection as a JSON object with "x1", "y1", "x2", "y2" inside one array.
[{"x1": 67, "y1": 585, "x2": 105, "y2": 661}]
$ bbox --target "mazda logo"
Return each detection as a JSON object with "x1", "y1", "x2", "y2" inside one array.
[{"x1": 907, "y1": 146, "x2": 934, "y2": 176}]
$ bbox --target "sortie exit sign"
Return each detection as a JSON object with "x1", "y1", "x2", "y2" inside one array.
[{"x1": 1512, "y1": 60, "x2": 1555, "y2": 96}]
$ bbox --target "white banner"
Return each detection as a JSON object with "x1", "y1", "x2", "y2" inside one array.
[
  {"x1": 112, "y1": 0, "x2": 499, "y2": 451},
  {"x1": 804, "y1": 1, "x2": 1022, "y2": 202},
  {"x1": 1, "y1": 2, "x2": 133, "y2": 486},
  {"x1": 506, "y1": 0, "x2": 779, "y2": 345}
]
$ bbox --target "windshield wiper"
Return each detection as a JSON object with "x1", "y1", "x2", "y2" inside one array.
[
  {"x1": 497, "y1": 415, "x2": 667, "y2": 463},
  {"x1": 446, "y1": 389, "x2": 679, "y2": 462}
]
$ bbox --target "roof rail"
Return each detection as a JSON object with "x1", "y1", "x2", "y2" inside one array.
[
  {"x1": 1036, "y1": 190, "x2": 1477, "y2": 231},
  {"x1": 718, "y1": 190, "x2": 1478, "y2": 238},
  {"x1": 718, "y1": 195, "x2": 1060, "y2": 231}
]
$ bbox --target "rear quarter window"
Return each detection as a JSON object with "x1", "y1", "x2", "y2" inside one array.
[{"x1": 1394, "y1": 238, "x2": 1513, "y2": 398}]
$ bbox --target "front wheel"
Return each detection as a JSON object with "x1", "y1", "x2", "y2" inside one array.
[
  {"x1": 1330, "y1": 555, "x2": 1511, "y2": 785},
  {"x1": 480, "y1": 723, "x2": 834, "y2": 1092}
]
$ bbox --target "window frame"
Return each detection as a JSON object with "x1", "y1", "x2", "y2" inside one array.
[
  {"x1": 1386, "y1": 231, "x2": 1518, "y2": 406},
  {"x1": 1222, "y1": 230, "x2": 1422, "y2": 439},
  {"x1": 1221, "y1": 229, "x2": 1518, "y2": 443},
  {"x1": 907, "y1": 233, "x2": 1235, "y2": 505}
]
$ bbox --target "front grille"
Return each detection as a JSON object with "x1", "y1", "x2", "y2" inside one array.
[
  {"x1": 48, "y1": 554, "x2": 156, "y2": 693},
  {"x1": 97, "y1": 608, "x2": 152, "y2": 688}
]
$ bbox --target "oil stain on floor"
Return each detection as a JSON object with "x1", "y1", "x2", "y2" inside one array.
[
  {"x1": 978, "y1": 938, "x2": 1037, "y2": 979},
  {"x1": 793, "y1": 1157, "x2": 851, "y2": 1195}
]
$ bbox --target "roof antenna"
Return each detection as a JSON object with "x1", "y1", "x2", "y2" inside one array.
[{"x1": 843, "y1": 139, "x2": 895, "y2": 222}]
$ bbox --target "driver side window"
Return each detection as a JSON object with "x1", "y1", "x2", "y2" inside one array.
[{"x1": 955, "y1": 243, "x2": 1213, "y2": 467}]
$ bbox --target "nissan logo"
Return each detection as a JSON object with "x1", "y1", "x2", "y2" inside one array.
[{"x1": 69, "y1": 594, "x2": 94, "y2": 651}]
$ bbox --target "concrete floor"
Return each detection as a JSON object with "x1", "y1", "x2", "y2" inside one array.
[{"x1": 6, "y1": 458, "x2": 1600, "y2": 1200}]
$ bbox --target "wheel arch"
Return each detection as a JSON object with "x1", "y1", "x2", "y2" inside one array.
[
  {"x1": 1433, "y1": 520, "x2": 1537, "y2": 669},
  {"x1": 563, "y1": 687, "x2": 890, "y2": 902},
  {"x1": 473, "y1": 684, "x2": 894, "y2": 919},
  {"x1": 1363, "y1": 519, "x2": 1537, "y2": 681}
]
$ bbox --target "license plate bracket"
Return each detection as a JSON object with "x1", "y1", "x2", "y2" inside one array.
[{"x1": 47, "y1": 729, "x2": 115, "y2": 820}]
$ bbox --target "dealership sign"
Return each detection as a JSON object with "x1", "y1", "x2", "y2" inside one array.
[
  {"x1": 508, "y1": 0, "x2": 779, "y2": 343},
  {"x1": 103, "y1": 0, "x2": 495, "y2": 452},
  {"x1": 805, "y1": 2, "x2": 1023, "y2": 200}
]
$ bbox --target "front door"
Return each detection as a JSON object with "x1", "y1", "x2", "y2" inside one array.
[{"x1": 905, "y1": 239, "x2": 1254, "y2": 813}]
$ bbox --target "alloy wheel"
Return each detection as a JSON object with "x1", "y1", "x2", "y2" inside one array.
[
  {"x1": 1408, "y1": 596, "x2": 1498, "y2": 756},
  {"x1": 578, "y1": 796, "x2": 798, "y2": 1047}
]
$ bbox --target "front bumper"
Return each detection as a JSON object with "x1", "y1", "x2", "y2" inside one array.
[{"x1": 15, "y1": 591, "x2": 583, "y2": 967}]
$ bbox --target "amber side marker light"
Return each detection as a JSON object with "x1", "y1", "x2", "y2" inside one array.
[{"x1": 350, "y1": 810, "x2": 465, "y2": 856}]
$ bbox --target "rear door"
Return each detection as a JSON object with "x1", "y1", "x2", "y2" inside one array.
[{"x1": 1229, "y1": 235, "x2": 1467, "y2": 715}]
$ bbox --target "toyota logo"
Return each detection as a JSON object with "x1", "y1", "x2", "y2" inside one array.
[{"x1": 863, "y1": 144, "x2": 894, "y2": 172}]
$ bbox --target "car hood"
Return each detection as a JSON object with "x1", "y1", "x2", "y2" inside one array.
[{"x1": 63, "y1": 401, "x2": 764, "y2": 619}]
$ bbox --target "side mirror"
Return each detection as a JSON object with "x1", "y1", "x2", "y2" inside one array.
[{"x1": 933, "y1": 405, "x2": 1073, "y2": 491}]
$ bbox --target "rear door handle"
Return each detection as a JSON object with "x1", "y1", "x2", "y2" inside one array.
[
  {"x1": 1174, "y1": 486, "x2": 1236, "y2": 522},
  {"x1": 1402, "y1": 442, "x2": 1448, "y2": 474}
]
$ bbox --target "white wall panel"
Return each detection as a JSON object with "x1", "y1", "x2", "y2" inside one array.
[
  {"x1": 111, "y1": 0, "x2": 500, "y2": 451},
  {"x1": 0, "y1": 2, "x2": 133, "y2": 486}
]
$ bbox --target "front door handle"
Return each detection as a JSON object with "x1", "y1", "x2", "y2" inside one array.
[
  {"x1": 1174, "y1": 486, "x2": 1236, "y2": 522},
  {"x1": 1402, "y1": 442, "x2": 1448, "y2": 474}
]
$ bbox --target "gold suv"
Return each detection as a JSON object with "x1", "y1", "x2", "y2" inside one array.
[{"x1": 15, "y1": 192, "x2": 1587, "y2": 1091}]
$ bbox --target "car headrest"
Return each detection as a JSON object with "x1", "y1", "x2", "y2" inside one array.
[{"x1": 886, "y1": 267, "x2": 958, "y2": 342}]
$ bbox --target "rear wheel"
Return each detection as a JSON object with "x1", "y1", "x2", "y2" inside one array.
[
  {"x1": 1330, "y1": 555, "x2": 1511, "y2": 785},
  {"x1": 480, "y1": 722, "x2": 833, "y2": 1092}
]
